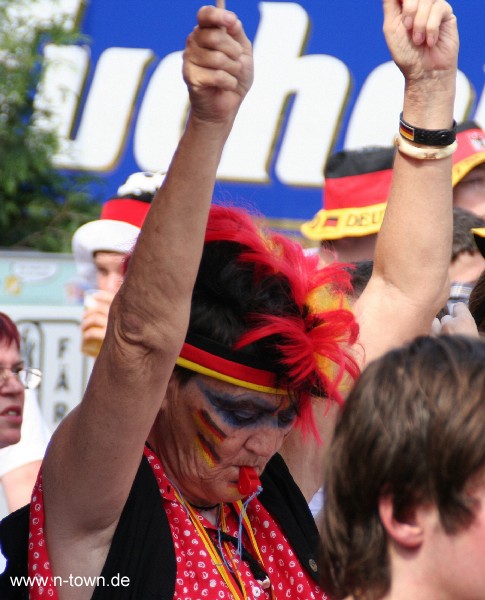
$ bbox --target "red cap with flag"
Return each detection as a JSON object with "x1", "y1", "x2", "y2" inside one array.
[
  {"x1": 452, "y1": 121, "x2": 485, "y2": 187},
  {"x1": 301, "y1": 146, "x2": 395, "y2": 242}
]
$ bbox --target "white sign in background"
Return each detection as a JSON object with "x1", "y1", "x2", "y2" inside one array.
[
  {"x1": 5, "y1": 305, "x2": 93, "y2": 432},
  {"x1": 22, "y1": 0, "x2": 485, "y2": 223}
]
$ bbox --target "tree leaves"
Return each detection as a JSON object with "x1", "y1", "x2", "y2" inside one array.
[{"x1": 0, "y1": 0, "x2": 101, "y2": 252}]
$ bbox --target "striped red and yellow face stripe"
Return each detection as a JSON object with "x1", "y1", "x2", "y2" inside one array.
[{"x1": 193, "y1": 409, "x2": 228, "y2": 467}]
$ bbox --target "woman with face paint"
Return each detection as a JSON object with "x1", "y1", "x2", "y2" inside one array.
[{"x1": 0, "y1": 1, "x2": 458, "y2": 599}]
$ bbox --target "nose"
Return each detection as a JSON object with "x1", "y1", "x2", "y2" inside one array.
[
  {"x1": 98, "y1": 272, "x2": 123, "y2": 294},
  {"x1": 244, "y1": 426, "x2": 286, "y2": 460},
  {"x1": 0, "y1": 370, "x2": 25, "y2": 392}
]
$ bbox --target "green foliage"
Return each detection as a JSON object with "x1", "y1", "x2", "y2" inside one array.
[{"x1": 0, "y1": 0, "x2": 101, "y2": 252}]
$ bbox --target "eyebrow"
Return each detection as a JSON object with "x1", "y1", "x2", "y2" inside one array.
[{"x1": 0, "y1": 361, "x2": 24, "y2": 369}]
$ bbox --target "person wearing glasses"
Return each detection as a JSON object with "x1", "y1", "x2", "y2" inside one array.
[
  {"x1": 0, "y1": 312, "x2": 47, "y2": 517},
  {"x1": 0, "y1": 1, "x2": 459, "y2": 598}
]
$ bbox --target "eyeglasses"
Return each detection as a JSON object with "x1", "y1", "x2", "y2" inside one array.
[{"x1": 0, "y1": 367, "x2": 42, "y2": 390}]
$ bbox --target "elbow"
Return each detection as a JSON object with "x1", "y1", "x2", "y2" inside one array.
[{"x1": 111, "y1": 288, "x2": 190, "y2": 356}]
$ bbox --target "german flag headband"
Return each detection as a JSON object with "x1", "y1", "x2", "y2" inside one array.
[{"x1": 176, "y1": 333, "x2": 286, "y2": 395}]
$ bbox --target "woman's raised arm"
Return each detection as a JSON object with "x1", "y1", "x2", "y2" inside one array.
[
  {"x1": 42, "y1": 4, "x2": 254, "y2": 581},
  {"x1": 356, "y1": 0, "x2": 458, "y2": 365}
]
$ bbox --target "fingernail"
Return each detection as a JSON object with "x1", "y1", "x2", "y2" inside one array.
[
  {"x1": 413, "y1": 31, "x2": 424, "y2": 45},
  {"x1": 223, "y1": 10, "x2": 236, "y2": 24}
]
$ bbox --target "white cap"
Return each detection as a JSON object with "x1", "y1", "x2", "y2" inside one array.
[{"x1": 72, "y1": 171, "x2": 165, "y2": 288}]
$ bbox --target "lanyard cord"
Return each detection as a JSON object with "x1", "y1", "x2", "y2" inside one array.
[
  {"x1": 172, "y1": 486, "x2": 248, "y2": 600},
  {"x1": 230, "y1": 498, "x2": 272, "y2": 593},
  {"x1": 217, "y1": 530, "x2": 270, "y2": 586},
  {"x1": 171, "y1": 483, "x2": 273, "y2": 599}
]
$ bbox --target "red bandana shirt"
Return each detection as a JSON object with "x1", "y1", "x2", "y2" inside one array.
[{"x1": 28, "y1": 447, "x2": 327, "y2": 600}]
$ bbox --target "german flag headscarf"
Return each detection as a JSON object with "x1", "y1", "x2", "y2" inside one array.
[{"x1": 177, "y1": 205, "x2": 360, "y2": 433}]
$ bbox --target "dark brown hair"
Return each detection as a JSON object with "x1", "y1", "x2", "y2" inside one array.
[
  {"x1": 128, "y1": 204, "x2": 360, "y2": 428},
  {"x1": 469, "y1": 269, "x2": 485, "y2": 333},
  {"x1": 451, "y1": 206, "x2": 485, "y2": 261},
  {"x1": 319, "y1": 335, "x2": 485, "y2": 599}
]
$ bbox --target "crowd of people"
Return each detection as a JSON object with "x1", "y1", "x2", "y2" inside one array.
[{"x1": 2, "y1": 1, "x2": 485, "y2": 599}]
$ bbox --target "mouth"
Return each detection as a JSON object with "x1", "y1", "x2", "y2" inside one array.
[
  {"x1": 0, "y1": 405, "x2": 23, "y2": 424},
  {"x1": 236, "y1": 465, "x2": 262, "y2": 496}
]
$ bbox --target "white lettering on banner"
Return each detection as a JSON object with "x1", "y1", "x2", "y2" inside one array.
[
  {"x1": 344, "y1": 63, "x2": 475, "y2": 149},
  {"x1": 34, "y1": 45, "x2": 91, "y2": 145},
  {"x1": 34, "y1": 47, "x2": 77, "y2": 151},
  {"x1": 274, "y1": 53, "x2": 348, "y2": 185},
  {"x1": 15, "y1": 315, "x2": 92, "y2": 432},
  {"x1": 53, "y1": 48, "x2": 155, "y2": 170},
  {"x1": 134, "y1": 52, "x2": 188, "y2": 172},
  {"x1": 33, "y1": 1, "x2": 483, "y2": 182},
  {"x1": 40, "y1": 2, "x2": 351, "y2": 183},
  {"x1": 218, "y1": 2, "x2": 350, "y2": 185},
  {"x1": 344, "y1": 62, "x2": 401, "y2": 149},
  {"x1": 476, "y1": 81, "x2": 485, "y2": 127}
]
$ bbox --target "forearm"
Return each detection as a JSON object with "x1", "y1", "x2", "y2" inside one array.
[
  {"x1": 374, "y1": 76, "x2": 456, "y2": 308},
  {"x1": 355, "y1": 0, "x2": 458, "y2": 364},
  {"x1": 117, "y1": 115, "x2": 234, "y2": 352},
  {"x1": 116, "y1": 5, "x2": 253, "y2": 356}
]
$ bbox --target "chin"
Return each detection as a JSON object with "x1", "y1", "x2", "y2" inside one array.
[
  {"x1": 0, "y1": 430, "x2": 22, "y2": 448},
  {"x1": 204, "y1": 482, "x2": 239, "y2": 505},
  {"x1": 222, "y1": 482, "x2": 243, "y2": 502}
]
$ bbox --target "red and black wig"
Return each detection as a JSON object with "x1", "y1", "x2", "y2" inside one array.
[{"x1": 177, "y1": 205, "x2": 360, "y2": 432}]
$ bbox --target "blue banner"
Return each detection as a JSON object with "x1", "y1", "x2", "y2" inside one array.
[{"x1": 39, "y1": 0, "x2": 485, "y2": 232}]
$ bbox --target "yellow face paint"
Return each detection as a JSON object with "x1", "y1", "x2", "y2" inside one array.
[{"x1": 193, "y1": 409, "x2": 227, "y2": 467}]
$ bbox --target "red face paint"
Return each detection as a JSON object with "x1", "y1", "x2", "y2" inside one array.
[{"x1": 238, "y1": 466, "x2": 261, "y2": 496}]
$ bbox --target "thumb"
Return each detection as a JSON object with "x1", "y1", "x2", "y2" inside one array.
[
  {"x1": 430, "y1": 317, "x2": 441, "y2": 337},
  {"x1": 382, "y1": 0, "x2": 403, "y2": 18}
]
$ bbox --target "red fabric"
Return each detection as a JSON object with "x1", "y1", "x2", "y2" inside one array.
[
  {"x1": 29, "y1": 471, "x2": 57, "y2": 599},
  {"x1": 324, "y1": 168, "x2": 393, "y2": 211},
  {"x1": 179, "y1": 342, "x2": 279, "y2": 389},
  {"x1": 99, "y1": 198, "x2": 150, "y2": 227},
  {"x1": 27, "y1": 448, "x2": 326, "y2": 599},
  {"x1": 453, "y1": 127, "x2": 485, "y2": 165},
  {"x1": 145, "y1": 446, "x2": 326, "y2": 599}
]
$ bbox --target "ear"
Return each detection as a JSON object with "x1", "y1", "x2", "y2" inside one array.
[{"x1": 378, "y1": 494, "x2": 425, "y2": 549}]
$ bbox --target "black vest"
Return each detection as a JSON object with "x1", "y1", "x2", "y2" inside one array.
[{"x1": 0, "y1": 453, "x2": 320, "y2": 599}]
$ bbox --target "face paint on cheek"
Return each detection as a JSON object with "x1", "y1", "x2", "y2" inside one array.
[
  {"x1": 195, "y1": 433, "x2": 220, "y2": 468},
  {"x1": 193, "y1": 408, "x2": 228, "y2": 468}
]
